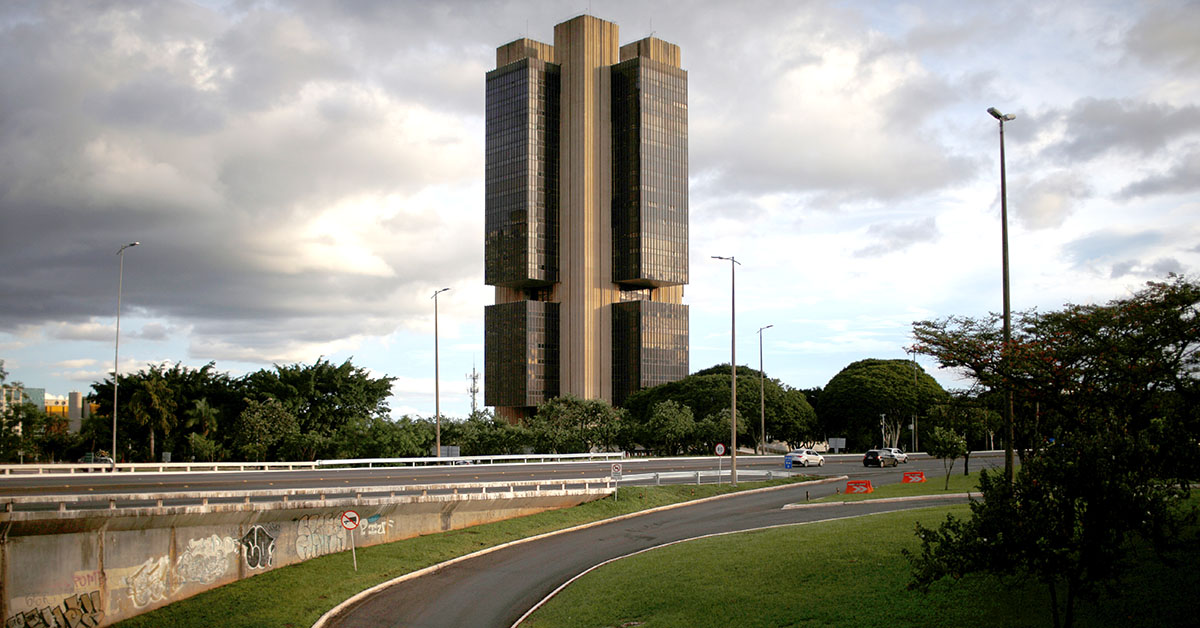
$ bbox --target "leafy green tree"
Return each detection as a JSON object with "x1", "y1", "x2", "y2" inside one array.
[
  {"x1": 924, "y1": 426, "x2": 967, "y2": 490},
  {"x1": 821, "y1": 358, "x2": 948, "y2": 451},
  {"x1": 241, "y1": 357, "x2": 396, "y2": 439},
  {"x1": 624, "y1": 365, "x2": 816, "y2": 452},
  {"x1": 186, "y1": 432, "x2": 226, "y2": 462},
  {"x1": 645, "y1": 400, "x2": 695, "y2": 455},
  {"x1": 127, "y1": 366, "x2": 177, "y2": 461},
  {"x1": 527, "y1": 395, "x2": 623, "y2": 453},
  {"x1": 907, "y1": 276, "x2": 1200, "y2": 627},
  {"x1": 234, "y1": 397, "x2": 299, "y2": 461},
  {"x1": 927, "y1": 390, "x2": 1000, "y2": 474}
]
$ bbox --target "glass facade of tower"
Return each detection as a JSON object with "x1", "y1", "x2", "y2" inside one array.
[
  {"x1": 485, "y1": 58, "x2": 560, "y2": 288},
  {"x1": 612, "y1": 299, "x2": 690, "y2": 405},
  {"x1": 611, "y1": 57, "x2": 688, "y2": 287},
  {"x1": 484, "y1": 21, "x2": 689, "y2": 419},
  {"x1": 484, "y1": 300, "x2": 560, "y2": 407}
]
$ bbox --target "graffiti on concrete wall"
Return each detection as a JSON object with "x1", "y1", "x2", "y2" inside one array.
[
  {"x1": 126, "y1": 556, "x2": 169, "y2": 608},
  {"x1": 70, "y1": 570, "x2": 102, "y2": 593},
  {"x1": 4, "y1": 590, "x2": 104, "y2": 628},
  {"x1": 295, "y1": 513, "x2": 346, "y2": 560},
  {"x1": 240, "y1": 525, "x2": 277, "y2": 570},
  {"x1": 176, "y1": 534, "x2": 239, "y2": 585},
  {"x1": 363, "y1": 514, "x2": 394, "y2": 536}
]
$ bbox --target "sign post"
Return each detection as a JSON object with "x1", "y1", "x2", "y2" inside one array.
[
  {"x1": 341, "y1": 510, "x2": 360, "y2": 572},
  {"x1": 715, "y1": 443, "x2": 726, "y2": 484},
  {"x1": 611, "y1": 463, "x2": 622, "y2": 500}
]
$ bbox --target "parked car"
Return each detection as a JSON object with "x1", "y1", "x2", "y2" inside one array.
[
  {"x1": 863, "y1": 449, "x2": 898, "y2": 467},
  {"x1": 785, "y1": 449, "x2": 825, "y2": 467},
  {"x1": 882, "y1": 447, "x2": 909, "y2": 463}
]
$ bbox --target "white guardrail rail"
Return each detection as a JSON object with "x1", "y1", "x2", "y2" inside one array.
[{"x1": 0, "y1": 452, "x2": 626, "y2": 476}]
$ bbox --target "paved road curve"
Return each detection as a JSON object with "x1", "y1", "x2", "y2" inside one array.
[{"x1": 322, "y1": 457, "x2": 998, "y2": 628}]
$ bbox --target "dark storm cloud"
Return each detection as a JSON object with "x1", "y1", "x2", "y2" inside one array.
[
  {"x1": 1118, "y1": 148, "x2": 1200, "y2": 199},
  {"x1": 0, "y1": 0, "x2": 483, "y2": 362},
  {"x1": 1040, "y1": 98, "x2": 1200, "y2": 162},
  {"x1": 1124, "y1": 3, "x2": 1200, "y2": 73}
]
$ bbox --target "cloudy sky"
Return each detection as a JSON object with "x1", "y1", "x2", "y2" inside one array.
[{"x1": 2, "y1": 0, "x2": 1197, "y2": 419}]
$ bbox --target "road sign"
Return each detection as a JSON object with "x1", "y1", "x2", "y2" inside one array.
[
  {"x1": 846, "y1": 480, "x2": 874, "y2": 494},
  {"x1": 715, "y1": 443, "x2": 726, "y2": 456},
  {"x1": 902, "y1": 471, "x2": 926, "y2": 483},
  {"x1": 611, "y1": 463, "x2": 622, "y2": 480},
  {"x1": 341, "y1": 510, "x2": 360, "y2": 530}
]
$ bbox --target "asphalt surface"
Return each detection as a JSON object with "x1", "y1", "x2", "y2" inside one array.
[{"x1": 321, "y1": 455, "x2": 999, "y2": 628}]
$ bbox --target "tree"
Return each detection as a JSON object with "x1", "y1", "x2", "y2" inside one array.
[
  {"x1": 927, "y1": 390, "x2": 1001, "y2": 474},
  {"x1": 241, "y1": 358, "x2": 396, "y2": 438},
  {"x1": 623, "y1": 365, "x2": 817, "y2": 453},
  {"x1": 906, "y1": 276, "x2": 1200, "y2": 627},
  {"x1": 127, "y1": 366, "x2": 178, "y2": 461},
  {"x1": 924, "y1": 426, "x2": 966, "y2": 490},
  {"x1": 526, "y1": 395, "x2": 623, "y2": 453},
  {"x1": 645, "y1": 400, "x2": 695, "y2": 455},
  {"x1": 821, "y1": 359, "x2": 948, "y2": 451},
  {"x1": 233, "y1": 398, "x2": 299, "y2": 461}
]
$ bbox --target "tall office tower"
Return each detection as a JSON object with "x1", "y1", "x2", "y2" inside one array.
[{"x1": 485, "y1": 15, "x2": 689, "y2": 422}]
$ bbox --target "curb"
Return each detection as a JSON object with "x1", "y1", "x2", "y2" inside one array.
[
  {"x1": 311, "y1": 476, "x2": 846, "y2": 628},
  {"x1": 782, "y1": 492, "x2": 981, "y2": 509}
]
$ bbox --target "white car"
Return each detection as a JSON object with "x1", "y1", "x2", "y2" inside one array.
[
  {"x1": 882, "y1": 447, "x2": 909, "y2": 463},
  {"x1": 785, "y1": 449, "x2": 825, "y2": 467}
]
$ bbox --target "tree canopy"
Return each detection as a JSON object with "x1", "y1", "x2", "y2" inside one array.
[
  {"x1": 622, "y1": 364, "x2": 817, "y2": 454},
  {"x1": 820, "y1": 358, "x2": 948, "y2": 451},
  {"x1": 906, "y1": 275, "x2": 1200, "y2": 627}
]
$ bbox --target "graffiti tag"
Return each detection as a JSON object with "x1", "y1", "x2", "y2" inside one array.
[
  {"x1": 177, "y1": 534, "x2": 239, "y2": 585},
  {"x1": 4, "y1": 590, "x2": 104, "y2": 628},
  {"x1": 295, "y1": 513, "x2": 346, "y2": 560},
  {"x1": 240, "y1": 525, "x2": 276, "y2": 570},
  {"x1": 126, "y1": 556, "x2": 169, "y2": 608}
]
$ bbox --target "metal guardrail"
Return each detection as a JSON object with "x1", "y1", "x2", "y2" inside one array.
[
  {"x1": 0, "y1": 452, "x2": 626, "y2": 476},
  {"x1": 2, "y1": 477, "x2": 615, "y2": 515}
]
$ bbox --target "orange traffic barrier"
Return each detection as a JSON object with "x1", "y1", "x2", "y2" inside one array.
[
  {"x1": 846, "y1": 480, "x2": 873, "y2": 494},
  {"x1": 902, "y1": 471, "x2": 927, "y2": 483}
]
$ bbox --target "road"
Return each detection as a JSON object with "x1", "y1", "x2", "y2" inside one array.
[{"x1": 321, "y1": 454, "x2": 1000, "y2": 628}]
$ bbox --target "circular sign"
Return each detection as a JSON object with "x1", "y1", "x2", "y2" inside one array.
[
  {"x1": 715, "y1": 443, "x2": 726, "y2": 456},
  {"x1": 340, "y1": 510, "x2": 360, "y2": 530}
]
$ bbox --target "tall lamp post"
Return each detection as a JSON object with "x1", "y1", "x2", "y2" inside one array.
[
  {"x1": 432, "y1": 287, "x2": 451, "y2": 458},
  {"x1": 988, "y1": 106, "x2": 1016, "y2": 483},
  {"x1": 908, "y1": 349, "x2": 919, "y2": 452},
  {"x1": 712, "y1": 255, "x2": 740, "y2": 485},
  {"x1": 113, "y1": 241, "x2": 139, "y2": 465},
  {"x1": 757, "y1": 324, "x2": 773, "y2": 455}
]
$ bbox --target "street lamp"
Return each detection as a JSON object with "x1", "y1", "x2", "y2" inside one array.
[
  {"x1": 712, "y1": 255, "x2": 740, "y2": 485},
  {"x1": 988, "y1": 106, "x2": 1016, "y2": 483},
  {"x1": 908, "y1": 349, "x2": 919, "y2": 452},
  {"x1": 757, "y1": 324, "x2": 773, "y2": 455},
  {"x1": 432, "y1": 287, "x2": 451, "y2": 458},
  {"x1": 113, "y1": 241, "x2": 139, "y2": 465}
]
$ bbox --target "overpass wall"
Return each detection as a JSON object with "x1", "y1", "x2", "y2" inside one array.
[{"x1": 1, "y1": 489, "x2": 609, "y2": 627}]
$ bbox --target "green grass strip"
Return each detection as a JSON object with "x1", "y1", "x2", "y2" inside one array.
[
  {"x1": 524, "y1": 497, "x2": 1200, "y2": 628},
  {"x1": 114, "y1": 476, "x2": 814, "y2": 627}
]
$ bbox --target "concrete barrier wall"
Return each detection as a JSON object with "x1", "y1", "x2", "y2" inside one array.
[{"x1": 1, "y1": 488, "x2": 611, "y2": 627}]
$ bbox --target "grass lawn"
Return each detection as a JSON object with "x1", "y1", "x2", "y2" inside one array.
[
  {"x1": 523, "y1": 494, "x2": 1200, "y2": 628},
  {"x1": 113, "y1": 476, "x2": 816, "y2": 627}
]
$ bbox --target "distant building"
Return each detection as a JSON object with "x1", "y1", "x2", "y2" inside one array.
[
  {"x1": 1, "y1": 385, "x2": 44, "y2": 413},
  {"x1": 484, "y1": 15, "x2": 690, "y2": 422}
]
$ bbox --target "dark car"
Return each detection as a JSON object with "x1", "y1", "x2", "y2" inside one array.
[{"x1": 863, "y1": 449, "x2": 898, "y2": 468}]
